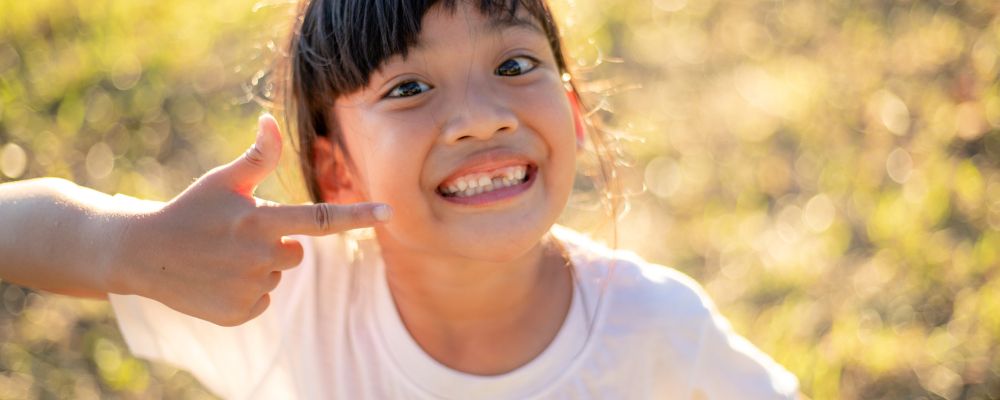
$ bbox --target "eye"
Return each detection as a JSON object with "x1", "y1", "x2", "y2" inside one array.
[
  {"x1": 495, "y1": 56, "x2": 538, "y2": 77},
  {"x1": 385, "y1": 80, "x2": 431, "y2": 98}
]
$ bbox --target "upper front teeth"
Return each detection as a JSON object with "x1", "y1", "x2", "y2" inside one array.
[{"x1": 441, "y1": 165, "x2": 528, "y2": 197}]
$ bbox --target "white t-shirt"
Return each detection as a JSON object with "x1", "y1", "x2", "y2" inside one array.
[{"x1": 109, "y1": 225, "x2": 798, "y2": 399}]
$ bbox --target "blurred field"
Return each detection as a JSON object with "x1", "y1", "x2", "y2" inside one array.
[{"x1": 1, "y1": 0, "x2": 999, "y2": 398}]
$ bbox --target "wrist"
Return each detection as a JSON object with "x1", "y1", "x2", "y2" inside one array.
[
  {"x1": 98, "y1": 211, "x2": 139, "y2": 295},
  {"x1": 96, "y1": 195, "x2": 164, "y2": 297}
]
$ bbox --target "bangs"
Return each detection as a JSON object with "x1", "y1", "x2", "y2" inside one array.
[{"x1": 294, "y1": 0, "x2": 561, "y2": 101}]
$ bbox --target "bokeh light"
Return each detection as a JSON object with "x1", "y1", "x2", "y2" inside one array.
[{"x1": 1, "y1": 0, "x2": 998, "y2": 398}]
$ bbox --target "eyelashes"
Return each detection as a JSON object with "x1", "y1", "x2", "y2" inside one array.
[
  {"x1": 382, "y1": 55, "x2": 541, "y2": 99},
  {"x1": 386, "y1": 81, "x2": 431, "y2": 98},
  {"x1": 495, "y1": 56, "x2": 538, "y2": 77}
]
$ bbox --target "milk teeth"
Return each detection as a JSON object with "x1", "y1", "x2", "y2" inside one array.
[{"x1": 439, "y1": 164, "x2": 530, "y2": 197}]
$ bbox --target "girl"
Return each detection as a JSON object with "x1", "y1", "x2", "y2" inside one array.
[{"x1": 0, "y1": 0, "x2": 800, "y2": 398}]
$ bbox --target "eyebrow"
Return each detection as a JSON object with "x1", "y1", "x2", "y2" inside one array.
[{"x1": 487, "y1": 15, "x2": 545, "y2": 36}]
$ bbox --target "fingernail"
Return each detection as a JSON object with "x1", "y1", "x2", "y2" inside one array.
[{"x1": 373, "y1": 204, "x2": 392, "y2": 222}]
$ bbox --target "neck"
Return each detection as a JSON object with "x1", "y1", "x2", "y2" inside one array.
[
  {"x1": 374, "y1": 231, "x2": 574, "y2": 374},
  {"x1": 379, "y1": 235, "x2": 564, "y2": 326}
]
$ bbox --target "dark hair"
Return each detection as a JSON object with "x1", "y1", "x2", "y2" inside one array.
[{"x1": 279, "y1": 0, "x2": 620, "y2": 217}]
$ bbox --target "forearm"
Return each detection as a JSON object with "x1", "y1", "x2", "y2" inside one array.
[{"x1": 0, "y1": 178, "x2": 124, "y2": 298}]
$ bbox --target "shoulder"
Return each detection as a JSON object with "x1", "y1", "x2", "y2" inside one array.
[
  {"x1": 552, "y1": 225, "x2": 715, "y2": 327},
  {"x1": 552, "y1": 226, "x2": 800, "y2": 398}
]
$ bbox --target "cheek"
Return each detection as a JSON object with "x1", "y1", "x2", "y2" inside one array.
[
  {"x1": 523, "y1": 88, "x2": 577, "y2": 169},
  {"x1": 345, "y1": 114, "x2": 435, "y2": 204},
  {"x1": 532, "y1": 89, "x2": 578, "y2": 201},
  {"x1": 519, "y1": 82, "x2": 576, "y2": 141}
]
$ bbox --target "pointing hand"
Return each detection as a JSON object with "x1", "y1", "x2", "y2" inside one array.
[{"x1": 112, "y1": 114, "x2": 390, "y2": 326}]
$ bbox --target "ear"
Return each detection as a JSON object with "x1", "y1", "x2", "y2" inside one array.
[
  {"x1": 567, "y1": 90, "x2": 586, "y2": 149},
  {"x1": 313, "y1": 136, "x2": 365, "y2": 204}
]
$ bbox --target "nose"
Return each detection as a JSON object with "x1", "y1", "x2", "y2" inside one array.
[{"x1": 439, "y1": 82, "x2": 518, "y2": 144}]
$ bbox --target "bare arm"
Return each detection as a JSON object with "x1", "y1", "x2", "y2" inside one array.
[
  {"x1": 0, "y1": 177, "x2": 120, "y2": 299},
  {"x1": 0, "y1": 115, "x2": 391, "y2": 325}
]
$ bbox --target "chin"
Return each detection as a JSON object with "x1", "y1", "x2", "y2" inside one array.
[
  {"x1": 451, "y1": 223, "x2": 551, "y2": 263},
  {"x1": 450, "y1": 204, "x2": 559, "y2": 259},
  {"x1": 377, "y1": 211, "x2": 556, "y2": 264}
]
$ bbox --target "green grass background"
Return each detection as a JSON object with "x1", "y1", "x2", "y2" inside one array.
[{"x1": 1, "y1": 0, "x2": 999, "y2": 398}]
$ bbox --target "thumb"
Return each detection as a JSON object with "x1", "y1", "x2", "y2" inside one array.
[{"x1": 208, "y1": 113, "x2": 282, "y2": 194}]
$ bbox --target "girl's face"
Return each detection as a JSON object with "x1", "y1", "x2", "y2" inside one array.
[{"x1": 320, "y1": 2, "x2": 576, "y2": 262}]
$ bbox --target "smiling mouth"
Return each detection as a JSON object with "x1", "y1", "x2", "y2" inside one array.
[{"x1": 436, "y1": 164, "x2": 536, "y2": 199}]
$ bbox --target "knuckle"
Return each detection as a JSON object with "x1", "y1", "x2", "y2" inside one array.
[
  {"x1": 314, "y1": 203, "x2": 332, "y2": 232},
  {"x1": 234, "y1": 210, "x2": 264, "y2": 234},
  {"x1": 287, "y1": 244, "x2": 305, "y2": 266},
  {"x1": 264, "y1": 271, "x2": 282, "y2": 292},
  {"x1": 243, "y1": 144, "x2": 266, "y2": 167}
]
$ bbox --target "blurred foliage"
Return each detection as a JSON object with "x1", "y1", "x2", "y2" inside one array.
[
  {"x1": 0, "y1": 0, "x2": 998, "y2": 398},
  {"x1": 0, "y1": 0, "x2": 284, "y2": 397},
  {"x1": 555, "y1": 0, "x2": 1000, "y2": 398}
]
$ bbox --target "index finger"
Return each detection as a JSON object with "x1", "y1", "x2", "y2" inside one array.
[{"x1": 258, "y1": 202, "x2": 392, "y2": 236}]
